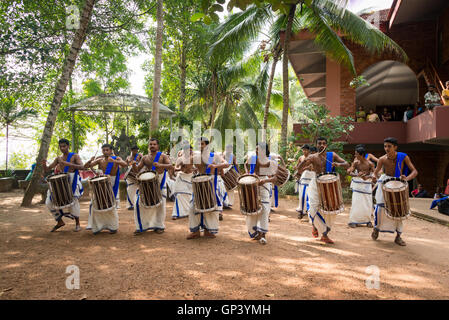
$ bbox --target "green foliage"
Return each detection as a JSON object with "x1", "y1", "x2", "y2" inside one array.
[
  {"x1": 278, "y1": 180, "x2": 296, "y2": 196},
  {"x1": 8, "y1": 152, "x2": 34, "y2": 170},
  {"x1": 0, "y1": 169, "x2": 16, "y2": 178},
  {"x1": 349, "y1": 75, "x2": 370, "y2": 89}
]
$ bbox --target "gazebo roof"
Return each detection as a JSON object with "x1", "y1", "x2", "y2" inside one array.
[{"x1": 68, "y1": 93, "x2": 176, "y2": 118}]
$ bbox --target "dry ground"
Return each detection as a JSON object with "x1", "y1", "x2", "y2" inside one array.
[{"x1": 1, "y1": 190, "x2": 449, "y2": 300}]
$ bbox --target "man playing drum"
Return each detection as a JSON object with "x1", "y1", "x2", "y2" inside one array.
[
  {"x1": 347, "y1": 145, "x2": 374, "y2": 228},
  {"x1": 222, "y1": 144, "x2": 239, "y2": 208},
  {"x1": 125, "y1": 146, "x2": 143, "y2": 210},
  {"x1": 294, "y1": 144, "x2": 313, "y2": 220},
  {"x1": 296, "y1": 137, "x2": 349, "y2": 244},
  {"x1": 84, "y1": 144, "x2": 128, "y2": 234},
  {"x1": 371, "y1": 137, "x2": 418, "y2": 246},
  {"x1": 131, "y1": 138, "x2": 173, "y2": 235},
  {"x1": 243, "y1": 142, "x2": 277, "y2": 244},
  {"x1": 171, "y1": 142, "x2": 195, "y2": 220},
  {"x1": 43, "y1": 139, "x2": 84, "y2": 232},
  {"x1": 187, "y1": 137, "x2": 229, "y2": 239}
]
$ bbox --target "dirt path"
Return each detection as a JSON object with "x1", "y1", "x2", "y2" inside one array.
[{"x1": 1, "y1": 191, "x2": 449, "y2": 300}]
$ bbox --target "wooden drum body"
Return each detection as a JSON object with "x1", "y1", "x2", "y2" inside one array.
[
  {"x1": 192, "y1": 174, "x2": 217, "y2": 213},
  {"x1": 137, "y1": 171, "x2": 162, "y2": 208},
  {"x1": 238, "y1": 174, "x2": 261, "y2": 216},
  {"x1": 221, "y1": 166, "x2": 239, "y2": 191},
  {"x1": 316, "y1": 172, "x2": 344, "y2": 214},
  {"x1": 88, "y1": 176, "x2": 115, "y2": 211},
  {"x1": 382, "y1": 178, "x2": 410, "y2": 220},
  {"x1": 48, "y1": 173, "x2": 74, "y2": 209},
  {"x1": 274, "y1": 165, "x2": 290, "y2": 187},
  {"x1": 124, "y1": 167, "x2": 138, "y2": 184}
]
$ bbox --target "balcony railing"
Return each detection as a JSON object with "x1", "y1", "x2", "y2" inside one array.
[{"x1": 293, "y1": 106, "x2": 449, "y2": 145}]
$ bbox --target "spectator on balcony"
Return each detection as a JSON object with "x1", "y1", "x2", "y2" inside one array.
[
  {"x1": 434, "y1": 187, "x2": 445, "y2": 199},
  {"x1": 442, "y1": 81, "x2": 449, "y2": 106},
  {"x1": 403, "y1": 106, "x2": 414, "y2": 123},
  {"x1": 381, "y1": 108, "x2": 392, "y2": 122},
  {"x1": 356, "y1": 106, "x2": 366, "y2": 122},
  {"x1": 424, "y1": 85, "x2": 442, "y2": 110},
  {"x1": 367, "y1": 109, "x2": 380, "y2": 122},
  {"x1": 415, "y1": 101, "x2": 425, "y2": 115},
  {"x1": 411, "y1": 184, "x2": 429, "y2": 198}
]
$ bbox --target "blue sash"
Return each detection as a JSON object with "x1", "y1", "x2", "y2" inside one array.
[
  {"x1": 133, "y1": 153, "x2": 138, "y2": 161},
  {"x1": 228, "y1": 154, "x2": 239, "y2": 173},
  {"x1": 431, "y1": 196, "x2": 449, "y2": 209},
  {"x1": 63, "y1": 152, "x2": 74, "y2": 173},
  {"x1": 204, "y1": 152, "x2": 220, "y2": 206},
  {"x1": 105, "y1": 156, "x2": 119, "y2": 198},
  {"x1": 326, "y1": 152, "x2": 335, "y2": 172},
  {"x1": 395, "y1": 152, "x2": 410, "y2": 178},
  {"x1": 365, "y1": 153, "x2": 368, "y2": 159},
  {"x1": 152, "y1": 151, "x2": 166, "y2": 190},
  {"x1": 249, "y1": 155, "x2": 257, "y2": 174}
]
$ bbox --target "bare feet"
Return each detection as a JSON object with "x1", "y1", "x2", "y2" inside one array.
[
  {"x1": 51, "y1": 221, "x2": 65, "y2": 232},
  {"x1": 312, "y1": 227, "x2": 319, "y2": 238},
  {"x1": 320, "y1": 235, "x2": 334, "y2": 244},
  {"x1": 203, "y1": 230, "x2": 216, "y2": 238},
  {"x1": 348, "y1": 223, "x2": 356, "y2": 228},
  {"x1": 395, "y1": 235, "x2": 406, "y2": 246},
  {"x1": 155, "y1": 229, "x2": 164, "y2": 234},
  {"x1": 74, "y1": 225, "x2": 81, "y2": 232},
  {"x1": 367, "y1": 222, "x2": 373, "y2": 228},
  {"x1": 186, "y1": 231, "x2": 200, "y2": 240},
  {"x1": 219, "y1": 213, "x2": 223, "y2": 221},
  {"x1": 371, "y1": 228, "x2": 379, "y2": 240},
  {"x1": 254, "y1": 232, "x2": 262, "y2": 240}
]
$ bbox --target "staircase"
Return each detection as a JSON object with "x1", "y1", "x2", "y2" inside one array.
[{"x1": 417, "y1": 58, "x2": 445, "y2": 96}]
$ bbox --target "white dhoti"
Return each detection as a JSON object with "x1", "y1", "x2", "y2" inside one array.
[
  {"x1": 46, "y1": 171, "x2": 84, "y2": 221},
  {"x1": 217, "y1": 176, "x2": 229, "y2": 208},
  {"x1": 307, "y1": 172, "x2": 336, "y2": 236},
  {"x1": 246, "y1": 179, "x2": 271, "y2": 237},
  {"x1": 349, "y1": 177, "x2": 373, "y2": 225},
  {"x1": 134, "y1": 173, "x2": 167, "y2": 232},
  {"x1": 165, "y1": 175, "x2": 175, "y2": 200},
  {"x1": 226, "y1": 189, "x2": 235, "y2": 207},
  {"x1": 189, "y1": 174, "x2": 222, "y2": 234},
  {"x1": 373, "y1": 174, "x2": 404, "y2": 234},
  {"x1": 172, "y1": 172, "x2": 193, "y2": 219},
  {"x1": 86, "y1": 176, "x2": 120, "y2": 234},
  {"x1": 296, "y1": 170, "x2": 312, "y2": 214},
  {"x1": 126, "y1": 178, "x2": 138, "y2": 209},
  {"x1": 86, "y1": 175, "x2": 119, "y2": 234}
]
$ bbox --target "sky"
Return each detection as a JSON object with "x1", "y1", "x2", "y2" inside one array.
[{"x1": 0, "y1": 0, "x2": 395, "y2": 168}]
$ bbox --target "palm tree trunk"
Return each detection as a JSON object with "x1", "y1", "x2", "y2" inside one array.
[
  {"x1": 262, "y1": 49, "x2": 280, "y2": 141},
  {"x1": 150, "y1": 0, "x2": 164, "y2": 133},
  {"x1": 5, "y1": 123, "x2": 8, "y2": 171},
  {"x1": 179, "y1": 35, "x2": 187, "y2": 114},
  {"x1": 280, "y1": 4, "x2": 296, "y2": 159},
  {"x1": 21, "y1": 0, "x2": 97, "y2": 207},
  {"x1": 209, "y1": 72, "x2": 218, "y2": 129}
]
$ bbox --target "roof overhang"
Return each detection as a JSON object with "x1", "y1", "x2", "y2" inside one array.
[{"x1": 388, "y1": 0, "x2": 448, "y2": 29}]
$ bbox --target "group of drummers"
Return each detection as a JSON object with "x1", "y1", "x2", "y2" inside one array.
[{"x1": 42, "y1": 134, "x2": 417, "y2": 247}]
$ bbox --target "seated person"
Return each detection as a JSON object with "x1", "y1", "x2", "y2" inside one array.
[
  {"x1": 412, "y1": 184, "x2": 429, "y2": 198},
  {"x1": 424, "y1": 85, "x2": 442, "y2": 110},
  {"x1": 367, "y1": 109, "x2": 380, "y2": 122},
  {"x1": 434, "y1": 187, "x2": 446, "y2": 199},
  {"x1": 381, "y1": 108, "x2": 392, "y2": 122},
  {"x1": 356, "y1": 106, "x2": 366, "y2": 122}
]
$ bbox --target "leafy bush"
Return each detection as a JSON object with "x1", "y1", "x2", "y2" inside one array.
[{"x1": 278, "y1": 180, "x2": 297, "y2": 196}]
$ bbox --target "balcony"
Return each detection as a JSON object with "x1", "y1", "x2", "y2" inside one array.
[{"x1": 293, "y1": 106, "x2": 449, "y2": 145}]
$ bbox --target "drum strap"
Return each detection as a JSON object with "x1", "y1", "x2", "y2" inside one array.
[
  {"x1": 395, "y1": 152, "x2": 410, "y2": 178},
  {"x1": 249, "y1": 155, "x2": 257, "y2": 174},
  {"x1": 105, "y1": 156, "x2": 119, "y2": 198},
  {"x1": 63, "y1": 152, "x2": 75, "y2": 173},
  {"x1": 152, "y1": 151, "x2": 167, "y2": 190},
  {"x1": 326, "y1": 152, "x2": 335, "y2": 173},
  {"x1": 205, "y1": 152, "x2": 221, "y2": 206},
  {"x1": 228, "y1": 154, "x2": 239, "y2": 173}
]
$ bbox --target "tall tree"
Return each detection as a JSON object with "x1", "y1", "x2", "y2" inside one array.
[
  {"x1": 150, "y1": 0, "x2": 164, "y2": 132},
  {"x1": 21, "y1": 0, "x2": 97, "y2": 207},
  {"x1": 280, "y1": 4, "x2": 296, "y2": 159}
]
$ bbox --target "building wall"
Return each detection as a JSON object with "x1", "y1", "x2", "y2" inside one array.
[{"x1": 337, "y1": 20, "x2": 439, "y2": 117}]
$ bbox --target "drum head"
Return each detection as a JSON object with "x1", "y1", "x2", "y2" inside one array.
[
  {"x1": 383, "y1": 180, "x2": 406, "y2": 191},
  {"x1": 139, "y1": 171, "x2": 156, "y2": 180},
  {"x1": 317, "y1": 173, "x2": 338, "y2": 182},
  {"x1": 192, "y1": 174, "x2": 213, "y2": 183},
  {"x1": 90, "y1": 176, "x2": 109, "y2": 182},
  {"x1": 49, "y1": 174, "x2": 68, "y2": 180},
  {"x1": 239, "y1": 175, "x2": 258, "y2": 184}
]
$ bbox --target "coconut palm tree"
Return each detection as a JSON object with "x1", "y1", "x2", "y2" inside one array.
[
  {"x1": 209, "y1": 0, "x2": 407, "y2": 156},
  {"x1": 0, "y1": 96, "x2": 37, "y2": 171}
]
